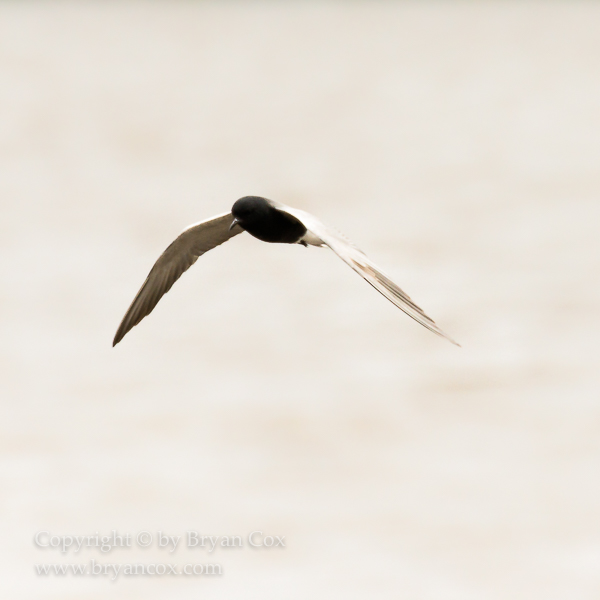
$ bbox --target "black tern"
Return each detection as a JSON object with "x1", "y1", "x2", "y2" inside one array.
[{"x1": 113, "y1": 196, "x2": 458, "y2": 346}]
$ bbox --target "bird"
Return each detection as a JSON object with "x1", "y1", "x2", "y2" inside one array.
[{"x1": 113, "y1": 196, "x2": 458, "y2": 347}]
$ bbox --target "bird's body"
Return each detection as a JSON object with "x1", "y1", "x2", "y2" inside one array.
[
  {"x1": 231, "y1": 196, "x2": 308, "y2": 243},
  {"x1": 113, "y1": 196, "x2": 458, "y2": 347}
]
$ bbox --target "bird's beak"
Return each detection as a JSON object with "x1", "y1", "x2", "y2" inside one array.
[{"x1": 229, "y1": 218, "x2": 241, "y2": 231}]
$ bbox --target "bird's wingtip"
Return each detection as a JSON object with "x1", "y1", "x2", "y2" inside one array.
[{"x1": 444, "y1": 334, "x2": 461, "y2": 348}]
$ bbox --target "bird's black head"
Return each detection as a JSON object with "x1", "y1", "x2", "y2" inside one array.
[
  {"x1": 230, "y1": 195, "x2": 306, "y2": 243},
  {"x1": 231, "y1": 196, "x2": 271, "y2": 228}
]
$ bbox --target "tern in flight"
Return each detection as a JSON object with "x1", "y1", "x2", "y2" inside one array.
[{"x1": 113, "y1": 196, "x2": 458, "y2": 347}]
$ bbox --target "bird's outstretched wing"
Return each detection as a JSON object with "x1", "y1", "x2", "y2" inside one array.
[
  {"x1": 273, "y1": 202, "x2": 459, "y2": 346},
  {"x1": 113, "y1": 212, "x2": 243, "y2": 346}
]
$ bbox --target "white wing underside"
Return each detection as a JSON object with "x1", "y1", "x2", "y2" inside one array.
[{"x1": 274, "y1": 202, "x2": 459, "y2": 346}]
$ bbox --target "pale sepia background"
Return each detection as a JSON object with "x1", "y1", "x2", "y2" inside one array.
[{"x1": 2, "y1": 2, "x2": 599, "y2": 598}]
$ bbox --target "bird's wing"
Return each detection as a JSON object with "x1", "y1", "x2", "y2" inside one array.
[
  {"x1": 274, "y1": 203, "x2": 459, "y2": 346},
  {"x1": 113, "y1": 212, "x2": 243, "y2": 346}
]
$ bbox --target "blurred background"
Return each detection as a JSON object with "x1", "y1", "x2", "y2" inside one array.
[{"x1": 1, "y1": 2, "x2": 599, "y2": 598}]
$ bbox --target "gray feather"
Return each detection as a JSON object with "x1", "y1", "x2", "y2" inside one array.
[{"x1": 113, "y1": 212, "x2": 243, "y2": 346}]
